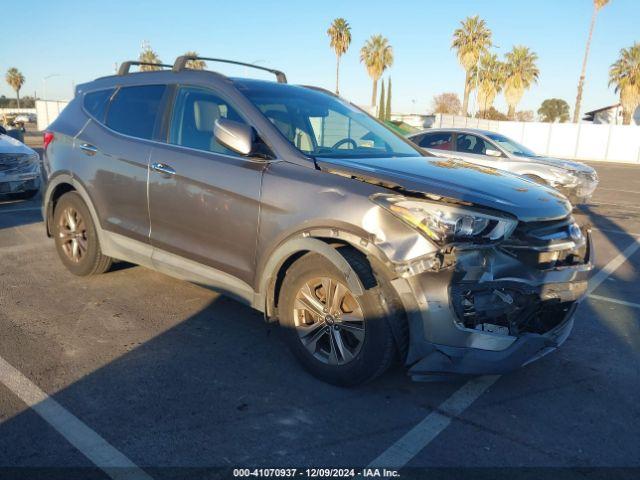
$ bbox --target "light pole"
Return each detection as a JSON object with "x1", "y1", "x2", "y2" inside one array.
[{"x1": 42, "y1": 74, "x2": 60, "y2": 100}]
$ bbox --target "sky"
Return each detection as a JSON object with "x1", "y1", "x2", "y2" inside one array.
[{"x1": 1, "y1": 0, "x2": 638, "y2": 116}]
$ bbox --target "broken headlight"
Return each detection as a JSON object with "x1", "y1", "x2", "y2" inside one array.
[{"x1": 371, "y1": 194, "x2": 517, "y2": 246}]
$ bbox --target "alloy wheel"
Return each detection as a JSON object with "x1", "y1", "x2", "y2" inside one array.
[
  {"x1": 58, "y1": 206, "x2": 88, "y2": 263},
  {"x1": 293, "y1": 277, "x2": 366, "y2": 365}
]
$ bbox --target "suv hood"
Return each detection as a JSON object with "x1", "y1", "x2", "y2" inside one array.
[{"x1": 316, "y1": 156, "x2": 571, "y2": 222}]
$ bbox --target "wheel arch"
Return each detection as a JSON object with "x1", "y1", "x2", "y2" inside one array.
[{"x1": 44, "y1": 174, "x2": 104, "y2": 245}]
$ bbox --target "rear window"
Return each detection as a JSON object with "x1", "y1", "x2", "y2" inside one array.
[
  {"x1": 419, "y1": 132, "x2": 453, "y2": 150},
  {"x1": 84, "y1": 89, "x2": 114, "y2": 122},
  {"x1": 106, "y1": 85, "x2": 166, "y2": 140}
]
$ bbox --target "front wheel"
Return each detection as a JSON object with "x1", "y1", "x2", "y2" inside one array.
[{"x1": 278, "y1": 251, "x2": 395, "y2": 386}]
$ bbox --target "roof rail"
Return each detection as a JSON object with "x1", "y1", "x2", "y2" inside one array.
[
  {"x1": 172, "y1": 56, "x2": 287, "y2": 84},
  {"x1": 117, "y1": 61, "x2": 173, "y2": 76}
]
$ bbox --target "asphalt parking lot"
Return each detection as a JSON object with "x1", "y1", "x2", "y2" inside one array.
[{"x1": 1, "y1": 153, "x2": 640, "y2": 478}]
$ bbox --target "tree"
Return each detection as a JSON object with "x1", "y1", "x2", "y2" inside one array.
[
  {"x1": 378, "y1": 81, "x2": 386, "y2": 120},
  {"x1": 538, "y1": 98, "x2": 570, "y2": 122},
  {"x1": 183, "y1": 51, "x2": 207, "y2": 70},
  {"x1": 515, "y1": 110, "x2": 534, "y2": 122},
  {"x1": 385, "y1": 77, "x2": 392, "y2": 121},
  {"x1": 360, "y1": 34, "x2": 394, "y2": 107},
  {"x1": 609, "y1": 42, "x2": 640, "y2": 125},
  {"x1": 432, "y1": 93, "x2": 461, "y2": 114},
  {"x1": 475, "y1": 107, "x2": 508, "y2": 120},
  {"x1": 451, "y1": 15, "x2": 492, "y2": 116},
  {"x1": 327, "y1": 18, "x2": 351, "y2": 95},
  {"x1": 5, "y1": 68, "x2": 25, "y2": 108},
  {"x1": 573, "y1": 0, "x2": 610, "y2": 123},
  {"x1": 474, "y1": 53, "x2": 505, "y2": 117},
  {"x1": 138, "y1": 42, "x2": 162, "y2": 71},
  {"x1": 503, "y1": 46, "x2": 539, "y2": 119}
]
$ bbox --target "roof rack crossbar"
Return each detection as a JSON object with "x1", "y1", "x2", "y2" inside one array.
[
  {"x1": 117, "y1": 61, "x2": 173, "y2": 76},
  {"x1": 172, "y1": 56, "x2": 287, "y2": 83}
]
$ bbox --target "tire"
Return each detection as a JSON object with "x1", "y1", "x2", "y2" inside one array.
[
  {"x1": 278, "y1": 251, "x2": 395, "y2": 386},
  {"x1": 53, "y1": 191, "x2": 112, "y2": 276}
]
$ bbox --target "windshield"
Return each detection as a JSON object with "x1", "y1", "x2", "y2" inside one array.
[
  {"x1": 486, "y1": 133, "x2": 538, "y2": 158},
  {"x1": 238, "y1": 81, "x2": 421, "y2": 159}
]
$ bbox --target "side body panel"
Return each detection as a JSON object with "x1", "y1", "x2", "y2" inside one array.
[
  {"x1": 148, "y1": 143, "x2": 265, "y2": 286},
  {"x1": 74, "y1": 120, "x2": 152, "y2": 244}
]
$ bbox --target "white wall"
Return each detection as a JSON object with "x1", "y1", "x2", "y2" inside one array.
[
  {"x1": 0, "y1": 108, "x2": 37, "y2": 115},
  {"x1": 36, "y1": 100, "x2": 69, "y2": 131},
  {"x1": 434, "y1": 114, "x2": 640, "y2": 163}
]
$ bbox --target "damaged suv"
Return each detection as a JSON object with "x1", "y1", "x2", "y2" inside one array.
[{"x1": 42, "y1": 56, "x2": 593, "y2": 386}]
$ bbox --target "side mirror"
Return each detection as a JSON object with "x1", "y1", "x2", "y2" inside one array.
[
  {"x1": 485, "y1": 148, "x2": 502, "y2": 158},
  {"x1": 214, "y1": 118, "x2": 254, "y2": 156}
]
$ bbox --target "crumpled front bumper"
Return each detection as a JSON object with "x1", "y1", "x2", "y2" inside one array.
[
  {"x1": 0, "y1": 162, "x2": 41, "y2": 194},
  {"x1": 559, "y1": 178, "x2": 599, "y2": 205},
  {"x1": 390, "y1": 228, "x2": 593, "y2": 380}
]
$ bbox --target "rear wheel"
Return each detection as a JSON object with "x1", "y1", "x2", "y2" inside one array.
[
  {"x1": 53, "y1": 192, "x2": 112, "y2": 276},
  {"x1": 279, "y1": 252, "x2": 395, "y2": 386}
]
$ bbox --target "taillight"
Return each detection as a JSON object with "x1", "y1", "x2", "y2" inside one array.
[{"x1": 43, "y1": 131, "x2": 54, "y2": 150}]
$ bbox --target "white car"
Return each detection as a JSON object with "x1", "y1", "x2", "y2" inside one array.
[
  {"x1": 14, "y1": 113, "x2": 36, "y2": 124},
  {"x1": 0, "y1": 131, "x2": 40, "y2": 198},
  {"x1": 408, "y1": 128, "x2": 599, "y2": 205}
]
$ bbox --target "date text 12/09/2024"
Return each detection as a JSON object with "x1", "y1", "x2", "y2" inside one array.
[{"x1": 233, "y1": 468, "x2": 400, "y2": 478}]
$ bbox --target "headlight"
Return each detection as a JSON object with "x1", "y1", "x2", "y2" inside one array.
[{"x1": 371, "y1": 194, "x2": 517, "y2": 246}]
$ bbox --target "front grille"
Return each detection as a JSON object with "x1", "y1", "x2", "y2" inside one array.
[
  {"x1": 0, "y1": 153, "x2": 37, "y2": 174},
  {"x1": 501, "y1": 216, "x2": 588, "y2": 269}
]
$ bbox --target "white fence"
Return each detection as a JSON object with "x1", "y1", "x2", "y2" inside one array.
[
  {"x1": 36, "y1": 100, "x2": 69, "y2": 131},
  {"x1": 434, "y1": 114, "x2": 640, "y2": 164},
  {"x1": 0, "y1": 107, "x2": 37, "y2": 115}
]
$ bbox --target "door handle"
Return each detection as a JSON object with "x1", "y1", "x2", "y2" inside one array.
[
  {"x1": 151, "y1": 162, "x2": 176, "y2": 177},
  {"x1": 79, "y1": 143, "x2": 98, "y2": 156}
]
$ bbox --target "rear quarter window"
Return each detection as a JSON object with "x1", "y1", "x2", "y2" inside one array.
[
  {"x1": 106, "y1": 85, "x2": 166, "y2": 140},
  {"x1": 83, "y1": 89, "x2": 115, "y2": 122}
]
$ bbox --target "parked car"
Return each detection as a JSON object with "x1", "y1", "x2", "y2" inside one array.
[
  {"x1": 42, "y1": 57, "x2": 593, "y2": 386},
  {"x1": 408, "y1": 128, "x2": 599, "y2": 205},
  {"x1": 0, "y1": 129, "x2": 40, "y2": 198},
  {"x1": 14, "y1": 113, "x2": 37, "y2": 124}
]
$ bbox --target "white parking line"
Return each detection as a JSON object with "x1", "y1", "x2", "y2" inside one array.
[
  {"x1": 587, "y1": 237, "x2": 640, "y2": 295},
  {"x1": 0, "y1": 356, "x2": 152, "y2": 480},
  {"x1": 369, "y1": 375, "x2": 499, "y2": 468},
  {"x1": 369, "y1": 236, "x2": 640, "y2": 468},
  {"x1": 588, "y1": 294, "x2": 640, "y2": 310}
]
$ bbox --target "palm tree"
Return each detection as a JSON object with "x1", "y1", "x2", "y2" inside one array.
[
  {"x1": 475, "y1": 53, "x2": 505, "y2": 116},
  {"x1": 451, "y1": 16, "x2": 492, "y2": 116},
  {"x1": 503, "y1": 46, "x2": 539, "y2": 119},
  {"x1": 5, "y1": 68, "x2": 25, "y2": 108},
  {"x1": 184, "y1": 51, "x2": 207, "y2": 70},
  {"x1": 573, "y1": 0, "x2": 610, "y2": 123},
  {"x1": 609, "y1": 42, "x2": 640, "y2": 125},
  {"x1": 360, "y1": 35, "x2": 394, "y2": 107},
  {"x1": 327, "y1": 18, "x2": 351, "y2": 95},
  {"x1": 138, "y1": 42, "x2": 162, "y2": 71}
]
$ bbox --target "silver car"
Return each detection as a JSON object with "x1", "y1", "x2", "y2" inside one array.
[
  {"x1": 408, "y1": 128, "x2": 599, "y2": 205},
  {"x1": 0, "y1": 130, "x2": 40, "y2": 198}
]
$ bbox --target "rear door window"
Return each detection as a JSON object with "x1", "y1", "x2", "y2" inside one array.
[
  {"x1": 419, "y1": 132, "x2": 453, "y2": 150},
  {"x1": 106, "y1": 85, "x2": 166, "y2": 140},
  {"x1": 84, "y1": 89, "x2": 115, "y2": 122}
]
